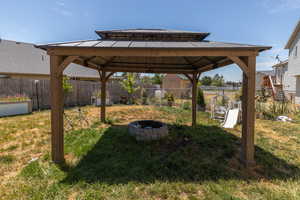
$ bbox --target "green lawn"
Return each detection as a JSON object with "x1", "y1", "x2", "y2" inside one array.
[{"x1": 0, "y1": 105, "x2": 300, "y2": 200}]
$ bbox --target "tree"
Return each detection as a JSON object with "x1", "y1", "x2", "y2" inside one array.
[
  {"x1": 200, "y1": 76, "x2": 212, "y2": 86},
  {"x1": 62, "y1": 76, "x2": 73, "y2": 94},
  {"x1": 211, "y1": 74, "x2": 225, "y2": 87},
  {"x1": 152, "y1": 74, "x2": 163, "y2": 85},
  {"x1": 197, "y1": 82, "x2": 206, "y2": 110},
  {"x1": 121, "y1": 73, "x2": 140, "y2": 104}
]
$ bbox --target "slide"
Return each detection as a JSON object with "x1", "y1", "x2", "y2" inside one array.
[{"x1": 222, "y1": 108, "x2": 239, "y2": 129}]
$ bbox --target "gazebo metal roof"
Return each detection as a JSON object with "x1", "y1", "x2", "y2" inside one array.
[{"x1": 38, "y1": 29, "x2": 270, "y2": 74}]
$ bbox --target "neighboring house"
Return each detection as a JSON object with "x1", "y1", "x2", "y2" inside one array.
[
  {"x1": 256, "y1": 70, "x2": 274, "y2": 91},
  {"x1": 162, "y1": 74, "x2": 191, "y2": 98},
  {"x1": 285, "y1": 20, "x2": 300, "y2": 104},
  {"x1": 272, "y1": 60, "x2": 288, "y2": 86},
  {"x1": 0, "y1": 39, "x2": 100, "y2": 80},
  {"x1": 0, "y1": 39, "x2": 127, "y2": 109},
  {"x1": 271, "y1": 60, "x2": 297, "y2": 101}
]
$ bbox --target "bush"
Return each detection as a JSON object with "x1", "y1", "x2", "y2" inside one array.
[
  {"x1": 165, "y1": 92, "x2": 175, "y2": 107},
  {"x1": 197, "y1": 87, "x2": 205, "y2": 109},
  {"x1": 256, "y1": 100, "x2": 293, "y2": 120},
  {"x1": 234, "y1": 88, "x2": 242, "y2": 101},
  {"x1": 181, "y1": 101, "x2": 191, "y2": 110},
  {"x1": 141, "y1": 89, "x2": 148, "y2": 105}
]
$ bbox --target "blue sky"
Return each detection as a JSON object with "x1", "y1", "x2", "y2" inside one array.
[{"x1": 0, "y1": 0, "x2": 299, "y2": 81}]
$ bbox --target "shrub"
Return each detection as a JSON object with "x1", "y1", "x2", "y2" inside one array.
[
  {"x1": 234, "y1": 88, "x2": 242, "y2": 101},
  {"x1": 165, "y1": 92, "x2": 175, "y2": 107},
  {"x1": 197, "y1": 87, "x2": 205, "y2": 109},
  {"x1": 256, "y1": 100, "x2": 293, "y2": 120},
  {"x1": 63, "y1": 76, "x2": 73, "y2": 94},
  {"x1": 121, "y1": 73, "x2": 139, "y2": 104},
  {"x1": 20, "y1": 161, "x2": 44, "y2": 179},
  {"x1": 0, "y1": 95, "x2": 30, "y2": 103},
  {"x1": 181, "y1": 101, "x2": 191, "y2": 110},
  {"x1": 141, "y1": 89, "x2": 148, "y2": 105},
  {"x1": 0, "y1": 155, "x2": 15, "y2": 164}
]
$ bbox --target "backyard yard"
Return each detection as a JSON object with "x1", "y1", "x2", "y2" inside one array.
[{"x1": 0, "y1": 105, "x2": 300, "y2": 199}]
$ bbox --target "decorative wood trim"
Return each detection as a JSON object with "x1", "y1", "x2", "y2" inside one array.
[
  {"x1": 105, "y1": 72, "x2": 115, "y2": 81},
  {"x1": 228, "y1": 56, "x2": 249, "y2": 75},
  {"x1": 58, "y1": 56, "x2": 79, "y2": 74},
  {"x1": 48, "y1": 47, "x2": 259, "y2": 57},
  {"x1": 183, "y1": 73, "x2": 193, "y2": 82}
]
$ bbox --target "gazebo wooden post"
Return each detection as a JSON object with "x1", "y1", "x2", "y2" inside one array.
[
  {"x1": 99, "y1": 69, "x2": 106, "y2": 122},
  {"x1": 241, "y1": 56, "x2": 256, "y2": 167},
  {"x1": 191, "y1": 72, "x2": 201, "y2": 127},
  {"x1": 50, "y1": 55, "x2": 65, "y2": 164}
]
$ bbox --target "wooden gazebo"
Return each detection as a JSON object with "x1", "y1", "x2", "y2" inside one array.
[{"x1": 38, "y1": 29, "x2": 271, "y2": 167}]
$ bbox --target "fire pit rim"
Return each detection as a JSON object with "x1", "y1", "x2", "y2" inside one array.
[{"x1": 128, "y1": 120, "x2": 169, "y2": 141}]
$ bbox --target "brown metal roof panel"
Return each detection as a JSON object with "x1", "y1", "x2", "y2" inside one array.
[
  {"x1": 95, "y1": 40, "x2": 117, "y2": 47},
  {"x1": 112, "y1": 41, "x2": 132, "y2": 47},
  {"x1": 160, "y1": 41, "x2": 195, "y2": 48},
  {"x1": 77, "y1": 40, "x2": 101, "y2": 47},
  {"x1": 58, "y1": 42, "x2": 83, "y2": 47},
  {"x1": 190, "y1": 41, "x2": 271, "y2": 51},
  {"x1": 130, "y1": 41, "x2": 147, "y2": 47}
]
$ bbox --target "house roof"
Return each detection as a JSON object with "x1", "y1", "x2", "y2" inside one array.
[
  {"x1": 256, "y1": 70, "x2": 275, "y2": 76},
  {"x1": 0, "y1": 40, "x2": 101, "y2": 79},
  {"x1": 285, "y1": 20, "x2": 300, "y2": 49},
  {"x1": 176, "y1": 74, "x2": 189, "y2": 80},
  {"x1": 272, "y1": 60, "x2": 288, "y2": 68}
]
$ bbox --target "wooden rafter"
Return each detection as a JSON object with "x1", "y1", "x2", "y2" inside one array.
[{"x1": 109, "y1": 61, "x2": 192, "y2": 67}]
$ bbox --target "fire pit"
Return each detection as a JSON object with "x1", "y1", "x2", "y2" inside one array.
[{"x1": 128, "y1": 120, "x2": 168, "y2": 141}]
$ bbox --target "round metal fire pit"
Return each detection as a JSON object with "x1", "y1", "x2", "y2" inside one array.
[{"x1": 128, "y1": 120, "x2": 168, "y2": 141}]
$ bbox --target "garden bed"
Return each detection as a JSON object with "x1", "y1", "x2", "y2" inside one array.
[{"x1": 0, "y1": 100, "x2": 32, "y2": 117}]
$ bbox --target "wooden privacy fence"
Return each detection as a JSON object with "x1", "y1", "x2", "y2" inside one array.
[{"x1": 0, "y1": 78, "x2": 129, "y2": 110}]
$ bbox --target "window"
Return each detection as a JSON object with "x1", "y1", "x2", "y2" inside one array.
[{"x1": 294, "y1": 46, "x2": 298, "y2": 57}]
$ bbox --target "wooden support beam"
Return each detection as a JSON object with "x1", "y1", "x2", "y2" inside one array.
[
  {"x1": 241, "y1": 56, "x2": 256, "y2": 167},
  {"x1": 183, "y1": 73, "x2": 193, "y2": 82},
  {"x1": 191, "y1": 73, "x2": 200, "y2": 127},
  {"x1": 58, "y1": 56, "x2": 79, "y2": 74},
  {"x1": 98, "y1": 70, "x2": 107, "y2": 122},
  {"x1": 50, "y1": 55, "x2": 65, "y2": 164},
  {"x1": 228, "y1": 56, "x2": 249, "y2": 75},
  {"x1": 105, "y1": 72, "x2": 115, "y2": 81}
]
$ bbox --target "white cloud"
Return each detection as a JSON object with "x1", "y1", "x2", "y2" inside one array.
[
  {"x1": 257, "y1": 61, "x2": 277, "y2": 69},
  {"x1": 56, "y1": 1, "x2": 65, "y2": 7},
  {"x1": 262, "y1": 0, "x2": 300, "y2": 13},
  {"x1": 52, "y1": 1, "x2": 73, "y2": 17}
]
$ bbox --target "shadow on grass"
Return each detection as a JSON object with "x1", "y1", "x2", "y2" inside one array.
[{"x1": 62, "y1": 124, "x2": 300, "y2": 184}]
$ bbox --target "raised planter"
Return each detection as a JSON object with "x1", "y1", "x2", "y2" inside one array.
[
  {"x1": 0, "y1": 101, "x2": 32, "y2": 117},
  {"x1": 91, "y1": 96, "x2": 112, "y2": 106},
  {"x1": 128, "y1": 120, "x2": 168, "y2": 141}
]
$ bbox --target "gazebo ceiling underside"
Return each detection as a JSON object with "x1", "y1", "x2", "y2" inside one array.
[{"x1": 73, "y1": 55, "x2": 231, "y2": 74}]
